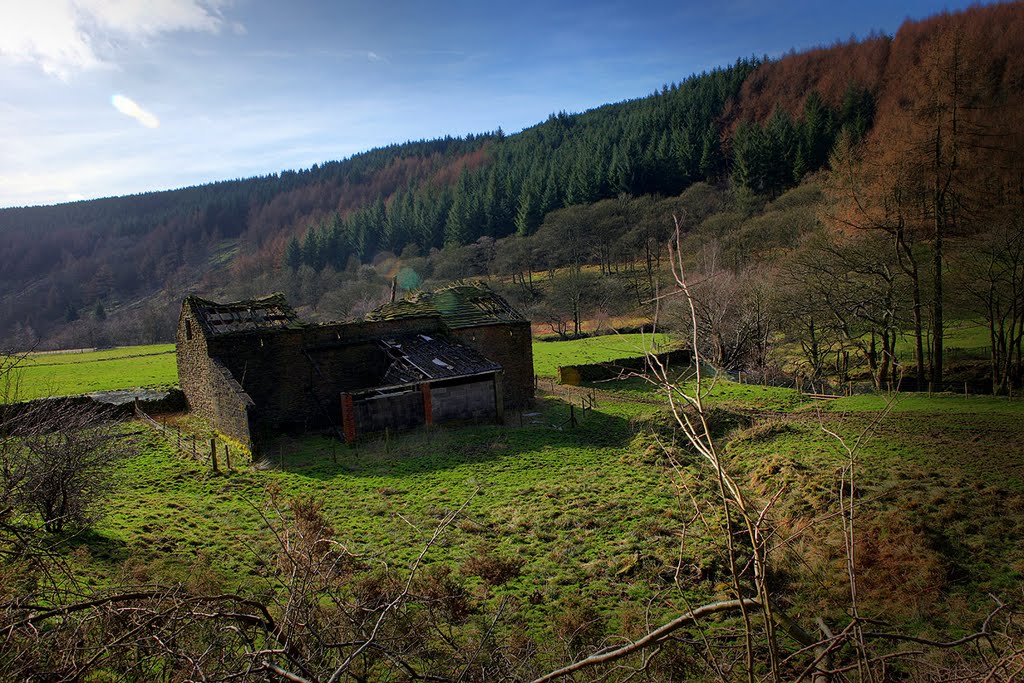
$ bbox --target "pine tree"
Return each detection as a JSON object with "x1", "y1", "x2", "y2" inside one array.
[
  {"x1": 699, "y1": 124, "x2": 724, "y2": 180},
  {"x1": 515, "y1": 179, "x2": 543, "y2": 236},
  {"x1": 284, "y1": 236, "x2": 302, "y2": 271}
]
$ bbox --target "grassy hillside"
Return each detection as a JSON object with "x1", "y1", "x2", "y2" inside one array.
[
  {"x1": 4, "y1": 3, "x2": 1022, "y2": 355},
  {"x1": 62, "y1": 377, "x2": 1024, "y2": 677},
  {"x1": 4, "y1": 325, "x2": 1023, "y2": 678}
]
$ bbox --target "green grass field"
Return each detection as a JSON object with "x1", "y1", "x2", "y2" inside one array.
[
  {"x1": 6, "y1": 344, "x2": 177, "y2": 400},
  {"x1": 531, "y1": 333, "x2": 671, "y2": 377},
  {"x1": 91, "y1": 399, "x2": 685, "y2": 629},
  {"x1": 5, "y1": 332, "x2": 1022, "y2": 676},
  {"x1": 68, "y1": 377, "x2": 1023, "y2": 660},
  {"x1": 3, "y1": 320, "x2": 996, "y2": 402}
]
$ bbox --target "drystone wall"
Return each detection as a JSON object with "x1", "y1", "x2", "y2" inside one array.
[{"x1": 176, "y1": 306, "x2": 215, "y2": 417}]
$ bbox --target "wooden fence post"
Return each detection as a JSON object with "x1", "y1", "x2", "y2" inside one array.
[
  {"x1": 210, "y1": 438, "x2": 219, "y2": 473},
  {"x1": 224, "y1": 444, "x2": 231, "y2": 472}
]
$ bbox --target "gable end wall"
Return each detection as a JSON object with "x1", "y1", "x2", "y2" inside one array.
[{"x1": 450, "y1": 321, "x2": 534, "y2": 408}]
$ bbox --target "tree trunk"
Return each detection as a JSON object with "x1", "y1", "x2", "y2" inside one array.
[
  {"x1": 932, "y1": 216, "x2": 944, "y2": 387},
  {"x1": 894, "y1": 230, "x2": 926, "y2": 385}
]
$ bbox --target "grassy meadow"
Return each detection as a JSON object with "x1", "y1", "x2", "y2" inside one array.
[
  {"x1": 64, "y1": 375, "x2": 1023, "y2": 672},
  {"x1": 7, "y1": 344, "x2": 177, "y2": 400},
  {"x1": 531, "y1": 332, "x2": 671, "y2": 377},
  {"x1": 6, "y1": 332, "x2": 1024, "y2": 674}
]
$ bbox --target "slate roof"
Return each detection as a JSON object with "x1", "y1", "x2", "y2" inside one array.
[
  {"x1": 185, "y1": 293, "x2": 300, "y2": 337},
  {"x1": 366, "y1": 282, "x2": 526, "y2": 329},
  {"x1": 375, "y1": 332, "x2": 501, "y2": 389}
]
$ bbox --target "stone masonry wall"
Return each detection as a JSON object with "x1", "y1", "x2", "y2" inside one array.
[
  {"x1": 176, "y1": 305, "x2": 215, "y2": 419},
  {"x1": 206, "y1": 317, "x2": 445, "y2": 434},
  {"x1": 207, "y1": 358, "x2": 255, "y2": 449},
  {"x1": 178, "y1": 305, "x2": 531, "y2": 444},
  {"x1": 451, "y1": 321, "x2": 533, "y2": 407}
]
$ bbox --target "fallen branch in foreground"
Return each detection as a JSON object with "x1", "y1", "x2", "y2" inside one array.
[{"x1": 529, "y1": 597, "x2": 760, "y2": 683}]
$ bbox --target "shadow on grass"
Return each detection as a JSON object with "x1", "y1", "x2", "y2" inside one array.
[
  {"x1": 260, "y1": 396, "x2": 636, "y2": 481},
  {"x1": 65, "y1": 528, "x2": 130, "y2": 564}
]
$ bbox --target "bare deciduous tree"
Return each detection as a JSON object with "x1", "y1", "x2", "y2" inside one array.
[{"x1": 7, "y1": 400, "x2": 131, "y2": 533}]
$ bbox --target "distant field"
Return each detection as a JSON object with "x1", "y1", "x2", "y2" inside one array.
[
  {"x1": 532, "y1": 333, "x2": 671, "y2": 377},
  {"x1": 5, "y1": 335, "x2": 672, "y2": 401},
  {"x1": 6, "y1": 344, "x2": 177, "y2": 400},
  {"x1": 895, "y1": 318, "x2": 991, "y2": 359}
]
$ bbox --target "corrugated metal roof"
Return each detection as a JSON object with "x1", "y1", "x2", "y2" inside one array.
[
  {"x1": 366, "y1": 282, "x2": 526, "y2": 329},
  {"x1": 376, "y1": 333, "x2": 501, "y2": 388},
  {"x1": 186, "y1": 293, "x2": 300, "y2": 337}
]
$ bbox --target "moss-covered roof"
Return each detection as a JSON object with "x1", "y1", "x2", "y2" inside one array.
[
  {"x1": 366, "y1": 282, "x2": 526, "y2": 329},
  {"x1": 184, "y1": 293, "x2": 301, "y2": 337}
]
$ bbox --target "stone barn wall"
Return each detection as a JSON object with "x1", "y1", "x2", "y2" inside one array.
[
  {"x1": 207, "y1": 358, "x2": 255, "y2": 449},
  {"x1": 451, "y1": 321, "x2": 533, "y2": 408},
  {"x1": 176, "y1": 304, "x2": 215, "y2": 418},
  {"x1": 206, "y1": 317, "x2": 446, "y2": 436},
  {"x1": 177, "y1": 288, "x2": 532, "y2": 447}
]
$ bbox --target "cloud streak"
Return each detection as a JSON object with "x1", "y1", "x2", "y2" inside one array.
[
  {"x1": 0, "y1": 0, "x2": 229, "y2": 79},
  {"x1": 111, "y1": 94, "x2": 160, "y2": 128}
]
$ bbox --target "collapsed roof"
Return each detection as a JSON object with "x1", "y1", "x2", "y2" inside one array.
[
  {"x1": 184, "y1": 293, "x2": 300, "y2": 337},
  {"x1": 367, "y1": 282, "x2": 525, "y2": 328},
  {"x1": 375, "y1": 333, "x2": 502, "y2": 390}
]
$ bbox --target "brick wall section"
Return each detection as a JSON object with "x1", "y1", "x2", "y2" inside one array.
[
  {"x1": 420, "y1": 384, "x2": 433, "y2": 426},
  {"x1": 451, "y1": 320, "x2": 534, "y2": 407},
  {"x1": 353, "y1": 389, "x2": 425, "y2": 434},
  {"x1": 430, "y1": 377, "x2": 497, "y2": 422},
  {"x1": 340, "y1": 394, "x2": 356, "y2": 442}
]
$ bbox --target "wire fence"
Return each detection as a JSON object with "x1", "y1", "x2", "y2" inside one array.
[{"x1": 133, "y1": 402, "x2": 245, "y2": 473}]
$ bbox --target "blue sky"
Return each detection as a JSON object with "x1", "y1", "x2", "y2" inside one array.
[{"x1": 0, "y1": 0, "x2": 990, "y2": 208}]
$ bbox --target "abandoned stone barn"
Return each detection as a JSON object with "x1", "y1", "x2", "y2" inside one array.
[{"x1": 176, "y1": 283, "x2": 533, "y2": 452}]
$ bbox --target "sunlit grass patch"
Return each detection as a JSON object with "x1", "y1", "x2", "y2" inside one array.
[
  {"x1": 532, "y1": 333, "x2": 671, "y2": 378},
  {"x1": 8, "y1": 344, "x2": 177, "y2": 400}
]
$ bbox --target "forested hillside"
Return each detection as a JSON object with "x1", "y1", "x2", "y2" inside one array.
[{"x1": 2, "y1": 2, "x2": 1023, "y2": 357}]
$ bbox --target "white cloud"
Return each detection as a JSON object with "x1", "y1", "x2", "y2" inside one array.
[
  {"x1": 111, "y1": 94, "x2": 159, "y2": 128},
  {"x1": 0, "y1": 0, "x2": 229, "y2": 79}
]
